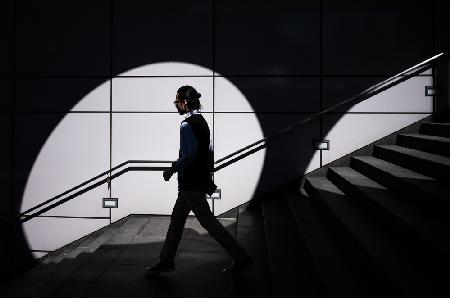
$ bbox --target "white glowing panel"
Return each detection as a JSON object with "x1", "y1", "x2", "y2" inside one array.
[
  {"x1": 321, "y1": 113, "x2": 431, "y2": 165},
  {"x1": 214, "y1": 77, "x2": 254, "y2": 112},
  {"x1": 111, "y1": 171, "x2": 178, "y2": 220},
  {"x1": 71, "y1": 80, "x2": 110, "y2": 112},
  {"x1": 111, "y1": 113, "x2": 213, "y2": 162},
  {"x1": 113, "y1": 77, "x2": 213, "y2": 112},
  {"x1": 23, "y1": 217, "x2": 109, "y2": 257},
  {"x1": 213, "y1": 114, "x2": 265, "y2": 215},
  {"x1": 21, "y1": 114, "x2": 109, "y2": 217},
  {"x1": 348, "y1": 75, "x2": 433, "y2": 113}
]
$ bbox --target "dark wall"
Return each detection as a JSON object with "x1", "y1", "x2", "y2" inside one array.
[{"x1": 1, "y1": 0, "x2": 448, "y2": 274}]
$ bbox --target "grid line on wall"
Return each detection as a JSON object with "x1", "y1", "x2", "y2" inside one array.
[
  {"x1": 0, "y1": 74, "x2": 435, "y2": 79},
  {"x1": 212, "y1": 0, "x2": 216, "y2": 214},
  {"x1": 431, "y1": 0, "x2": 436, "y2": 114},
  {"x1": 319, "y1": 0, "x2": 323, "y2": 167},
  {"x1": 9, "y1": 0, "x2": 17, "y2": 272},
  {"x1": 10, "y1": 0, "x2": 17, "y2": 218},
  {"x1": 109, "y1": 0, "x2": 114, "y2": 224},
  {"x1": 8, "y1": 111, "x2": 436, "y2": 115}
]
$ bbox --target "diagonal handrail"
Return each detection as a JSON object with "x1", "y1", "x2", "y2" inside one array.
[
  {"x1": 7, "y1": 52, "x2": 444, "y2": 225},
  {"x1": 17, "y1": 160, "x2": 172, "y2": 218},
  {"x1": 214, "y1": 52, "x2": 444, "y2": 169},
  {"x1": 14, "y1": 161, "x2": 172, "y2": 223},
  {"x1": 18, "y1": 164, "x2": 170, "y2": 223}
]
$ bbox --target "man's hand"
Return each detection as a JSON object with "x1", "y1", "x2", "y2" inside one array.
[{"x1": 163, "y1": 168, "x2": 174, "y2": 181}]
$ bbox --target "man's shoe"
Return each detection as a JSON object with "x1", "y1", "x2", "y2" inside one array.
[
  {"x1": 222, "y1": 255, "x2": 252, "y2": 274},
  {"x1": 146, "y1": 260, "x2": 175, "y2": 275}
]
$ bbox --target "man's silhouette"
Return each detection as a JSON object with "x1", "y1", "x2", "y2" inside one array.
[{"x1": 146, "y1": 85, "x2": 251, "y2": 275}]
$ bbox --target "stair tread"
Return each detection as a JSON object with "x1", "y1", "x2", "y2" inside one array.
[
  {"x1": 101, "y1": 215, "x2": 151, "y2": 247},
  {"x1": 45, "y1": 216, "x2": 129, "y2": 264},
  {"x1": 422, "y1": 122, "x2": 450, "y2": 127},
  {"x1": 3, "y1": 217, "x2": 134, "y2": 298},
  {"x1": 305, "y1": 176, "x2": 427, "y2": 297},
  {"x1": 397, "y1": 133, "x2": 450, "y2": 157},
  {"x1": 399, "y1": 133, "x2": 450, "y2": 143},
  {"x1": 328, "y1": 167, "x2": 450, "y2": 252},
  {"x1": 376, "y1": 144, "x2": 450, "y2": 165},
  {"x1": 351, "y1": 155, "x2": 450, "y2": 202},
  {"x1": 419, "y1": 122, "x2": 450, "y2": 137}
]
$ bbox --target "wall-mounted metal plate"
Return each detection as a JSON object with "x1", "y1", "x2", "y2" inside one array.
[
  {"x1": 207, "y1": 188, "x2": 221, "y2": 200},
  {"x1": 425, "y1": 86, "x2": 441, "y2": 96},
  {"x1": 102, "y1": 197, "x2": 118, "y2": 208},
  {"x1": 313, "y1": 140, "x2": 330, "y2": 150}
]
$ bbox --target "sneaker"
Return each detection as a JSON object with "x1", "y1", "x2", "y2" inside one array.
[
  {"x1": 146, "y1": 260, "x2": 175, "y2": 275},
  {"x1": 222, "y1": 255, "x2": 252, "y2": 274}
]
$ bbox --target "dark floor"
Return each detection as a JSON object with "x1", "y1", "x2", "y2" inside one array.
[{"x1": 0, "y1": 205, "x2": 272, "y2": 298}]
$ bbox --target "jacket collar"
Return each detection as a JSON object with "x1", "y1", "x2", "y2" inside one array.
[{"x1": 185, "y1": 109, "x2": 199, "y2": 119}]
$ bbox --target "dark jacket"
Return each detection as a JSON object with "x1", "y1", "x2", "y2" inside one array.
[{"x1": 176, "y1": 114, "x2": 216, "y2": 194}]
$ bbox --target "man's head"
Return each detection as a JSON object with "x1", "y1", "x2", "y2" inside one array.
[{"x1": 174, "y1": 85, "x2": 202, "y2": 115}]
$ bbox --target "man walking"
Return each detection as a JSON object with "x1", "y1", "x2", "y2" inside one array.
[{"x1": 146, "y1": 85, "x2": 252, "y2": 275}]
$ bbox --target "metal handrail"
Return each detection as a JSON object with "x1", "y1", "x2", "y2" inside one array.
[
  {"x1": 214, "y1": 52, "x2": 444, "y2": 168},
  {"x1": 9, "y1": 52, "x2": 444, "y2": 224},
  {"x1": 15, "y1": 161, "x2": 172, "y2": 223}
]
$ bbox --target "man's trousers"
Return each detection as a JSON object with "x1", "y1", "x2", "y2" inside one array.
[{"x1": 160, "y1": 190, "x2": 248, "y2": 262}]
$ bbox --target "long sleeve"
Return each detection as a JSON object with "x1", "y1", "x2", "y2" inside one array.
[
  {"x1": 208, "y1": 141, "x2": 214, "y2": 172},
  {"x1": 171, "y1": 122, "x2": 198, "y2": 173}
]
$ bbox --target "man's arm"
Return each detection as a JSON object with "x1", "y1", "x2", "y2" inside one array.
[
  {"x1": 164, "y1": 122, "x2": 197, "y2": 181},
  {"x1": 172, "y1": 122, "x2": 198, "y2": 172}
]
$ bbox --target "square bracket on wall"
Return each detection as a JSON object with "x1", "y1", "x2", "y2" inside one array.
[
  {"x1": 103, "y1": 198, "x2": 118, "y2": 208},
  {"x1": 425, "y1": 86, "x2": 441, "y2": 96},
  {"x1": 207, "y1": 188, "x2": 221, "y2": 200},
  {"x1": 313, "y1": 140, "x2": 330, "y2": 150}
]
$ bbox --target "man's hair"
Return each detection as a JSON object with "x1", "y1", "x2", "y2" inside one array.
[{"x1": 177, "y1": 85, "x2": 202, "y2": 110}]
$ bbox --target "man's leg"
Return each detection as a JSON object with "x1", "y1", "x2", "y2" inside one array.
[
  {"x1": 159, "y1": 191, "x2": 191, "y2": 262},
  {"x1": 147, "y1": 192, "x2": 190, "y2": 275},
  {"x1": 182, "y1": 191, "x2": 249, "y2": 263}
]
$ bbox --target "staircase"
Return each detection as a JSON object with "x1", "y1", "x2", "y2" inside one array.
[
  {"x1": 3, "y1": 112, "x2": 449, "y2": 298},
  {"x1": 262, "y1": 113, "x2": 450, "y2": 298},
  {"x1": 0, "y1": 207, "x2": 273, "y2": 298}
]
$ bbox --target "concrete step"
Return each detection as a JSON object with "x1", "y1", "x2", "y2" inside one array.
[
  {"x1": 397, "y1": 133, "x2": 450, "y2": 157},
  {"x1": 327, "y1": 167, "x2": 450, "y2": 255},
  {"x1": 62, "y1": 215, "x2": 151, "y2": 279},
  {"x1": 350, "y1": 156, "x2": 450, "y2": 206},
  {"x1": 21, "y1": 215, "x2": 152, "y2": 298},
  {"x1": 303, "y1": 176, "x2": 437, "y2": 298},
  {"x1": 420, "y1": 122, "x2": 450, "y2": 138},
  {"x1": 261, "y1": 191, "x2": 325, "y2": 298},
  {"x1": 2, "y1": 217, "x2": 132, "y2": 298},
  {"x1": 100, "y1": 215, "x2": 151, "y2": 249},
  {"x1": 43, "y1": 217, "x2": 129, "y2": 265},
  {"x1": 373, "y1": 144, "x2": 450, "y2": 181},
  {"x1": 288, "y1": 185, "x2": 399, "y2": 298}
]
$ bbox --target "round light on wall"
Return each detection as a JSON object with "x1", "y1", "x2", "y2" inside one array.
[{"x1": 21, "y1": 62, "x2": 265, "y2": 257}]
